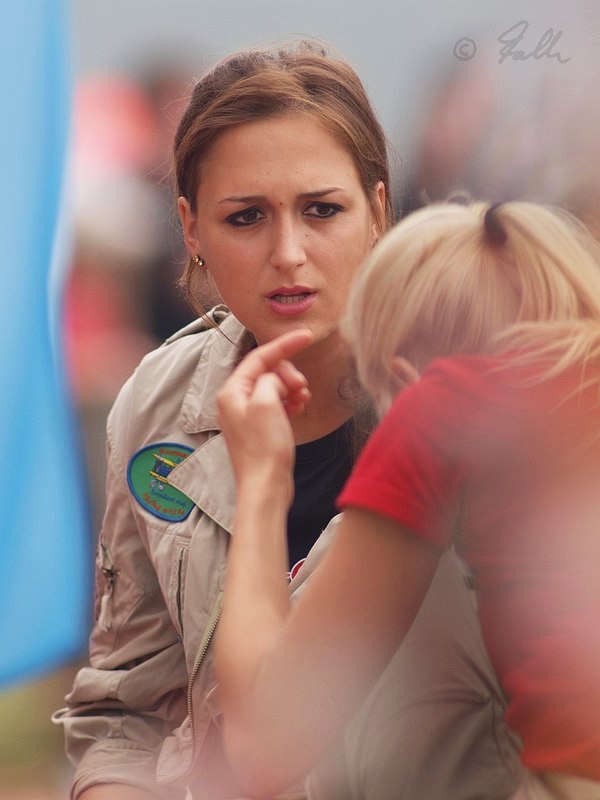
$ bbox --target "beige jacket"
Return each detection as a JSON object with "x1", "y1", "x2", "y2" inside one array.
[
  {"x1": 55, "y1": 308, "x2": 522, "y2": 800},
  {"x1": 55, "y1": 309, "x2": 261, "y2": 799}
]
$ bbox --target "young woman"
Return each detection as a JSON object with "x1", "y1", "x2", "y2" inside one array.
[
  {"x1": 56, "y1": 44, "x2": 520, "y2": 800},
  {"x1": 215, "y1": 200, "x2": 600, "y2": 799}
]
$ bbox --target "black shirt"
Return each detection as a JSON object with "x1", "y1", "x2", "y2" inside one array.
[{"x1": 286, "y1": 420, "x2": 355, "y2": 573}]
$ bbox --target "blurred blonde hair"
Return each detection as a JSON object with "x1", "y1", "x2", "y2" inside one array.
[{"x1": 344, "y1": 200, "x2": 600, "y2": 414}]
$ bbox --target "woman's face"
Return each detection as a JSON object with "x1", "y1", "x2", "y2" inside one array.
[{"x1": 179, "y1": 112, "x2": 384, "y2": 348}]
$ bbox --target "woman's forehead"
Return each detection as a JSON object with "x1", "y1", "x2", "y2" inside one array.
[
  {"x1": 207, "y1": 112, "x2": 348, "y2": 159},
  {"x1": 196, "y1": 113, "x2": 363, "y2": 196}
]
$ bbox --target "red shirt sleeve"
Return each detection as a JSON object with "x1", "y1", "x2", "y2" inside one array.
[{"x1": 338, "y1": 363, "x2": 470, "y2": 548}]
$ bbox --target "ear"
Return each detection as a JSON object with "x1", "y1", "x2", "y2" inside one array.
[
  {"x1": 178, "y1": 196, "x2": 202, "y2": 257},
  {"x1": 371, "y1": 180, "x2": 387, "y2": 242},
  {"x1": 388, "y1": 355, "x2": 420, "y2": 391}
]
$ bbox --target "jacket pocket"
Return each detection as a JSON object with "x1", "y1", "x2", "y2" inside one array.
[
  {"x1": 90, "y1": 536, "x2": 145, "y2": 659},
  {"x1": 170, "y1": 539, "x2": 190, "y2": 639}
]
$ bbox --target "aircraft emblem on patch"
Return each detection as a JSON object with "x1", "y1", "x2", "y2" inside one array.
[{"x1": 127, "y1": 442, "x2": 195, "y2": 522}]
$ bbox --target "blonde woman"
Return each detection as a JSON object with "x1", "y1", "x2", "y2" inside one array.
[{"x1": 216, "y1": 201, "x2": 600, "y2": 799}]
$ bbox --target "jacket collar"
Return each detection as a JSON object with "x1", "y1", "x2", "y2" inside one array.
[
  {"x1": 168, "y1": 312, "x2": 254, "y2": 533},
  {"x1": 179, "y1": 313, "x2": 254, "y2": 434},
  {"x1": 167, "y1": 434, "x2": 236, "y2": 532}
]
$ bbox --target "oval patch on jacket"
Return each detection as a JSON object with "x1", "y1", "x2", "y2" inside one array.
[{"x1": 127, "y1": 443, "x2": 195, "y2": 522}]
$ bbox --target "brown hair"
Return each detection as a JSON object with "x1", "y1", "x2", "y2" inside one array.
[{"x1": 173, "y1": 40, "x2": 393, "y2": 313}]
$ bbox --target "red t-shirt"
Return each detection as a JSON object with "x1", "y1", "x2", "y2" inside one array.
[{"x1": 338, "y1": 354, "x2": 600, "y2": 780}]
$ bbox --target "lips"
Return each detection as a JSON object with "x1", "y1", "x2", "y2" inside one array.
[
  {"x1": 270, "y1": 292, "x2": 311, "y2": 304},
  {"x1": 266, "y1": 287, "x2": 316, "y2": 316}
]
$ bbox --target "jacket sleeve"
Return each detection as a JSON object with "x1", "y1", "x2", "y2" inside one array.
[
  {"x1": 54, "y1": 388, "x2": 189, "y2": 800},
  {"x1": 293, "y1": 520, "x2": 522, "y2": 800}
]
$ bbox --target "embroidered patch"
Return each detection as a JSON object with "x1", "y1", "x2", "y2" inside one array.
[{"x1": 127, "y1": 443, "x2": 195, "y2": 522}]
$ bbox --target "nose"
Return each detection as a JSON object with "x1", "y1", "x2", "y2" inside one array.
[{"x1": 268, "y1": 215, "x2": 307, "y2": 272}]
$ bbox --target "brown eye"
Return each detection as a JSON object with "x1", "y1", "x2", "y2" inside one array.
[
  {"x1": 305, "y1": 202, "x2": 343, "y2": 219},
  {"x1": 226, "y1": 207, "x2": 265, "y2": 226}
]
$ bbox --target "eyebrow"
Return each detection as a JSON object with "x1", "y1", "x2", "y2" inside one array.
[{"x1": 218, "y1": 187, "x2": 345, "y2": 205}]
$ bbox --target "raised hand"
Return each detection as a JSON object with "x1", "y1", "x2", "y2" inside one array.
[{"x1": 216, "y1": 329, "x2": 313, "y2": 494}]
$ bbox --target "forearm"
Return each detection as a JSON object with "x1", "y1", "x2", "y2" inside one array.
[
  {"x1": 215, "y1": 327, "x2": 312, "y2": 706},
  {"x1": 217, "y1": 474, "x2": 291, "y2": 709},
  {"x1": 215, "y1": 507, "x2": 441, "y2": 797}
]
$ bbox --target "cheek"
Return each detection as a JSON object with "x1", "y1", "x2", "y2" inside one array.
[
  {"x1": 350, "y1": 213, "x2": 377, "y2": 253},
  {"x1": 202, "y1": 238, "x2": 256, "y2": 284},
  {"x1": 208, "y1": 270, "x2": 247, "y2": 304},
  {"x1": 342, "y1": 233, "x2": 373, "y2": 277},
  {"x1": 208, "y1": 232, "x2": 264, "y2": 266},
  {"x1": 328, "y1": 218, "x2": 372, "y2": 259}
]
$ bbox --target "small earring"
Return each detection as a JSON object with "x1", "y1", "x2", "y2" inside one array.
[{"x1": 192, "y1": 255, "x2": 205, "y2": 268}]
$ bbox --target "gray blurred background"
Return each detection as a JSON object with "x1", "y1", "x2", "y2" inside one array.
[
  {"x1": 2, "y1": 1, "x2": 598, "y2": 797},
  {"x1": 72, "y1": 0, "x2": 599, "y2": 172}
]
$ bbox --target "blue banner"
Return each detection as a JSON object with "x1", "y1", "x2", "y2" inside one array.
[{"x1": 0, "y1": 0, "x2": 90, "y2": 687}]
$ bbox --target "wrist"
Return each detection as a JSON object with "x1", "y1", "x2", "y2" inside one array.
[
  {"x1": 236, "y1": 478, "x2": 294, "y2": 525},
  {"x1": 236, "y1": 468, "x2": 293, "y2": 508}
]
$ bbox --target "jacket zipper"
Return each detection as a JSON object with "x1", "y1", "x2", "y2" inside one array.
[{"x1": 186, "y1": 590, "x2": 223, "y2": 745}]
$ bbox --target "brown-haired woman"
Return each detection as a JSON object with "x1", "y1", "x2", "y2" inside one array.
[{"x1": 55, "y1": 42, "x2": 520, "y2": 800}]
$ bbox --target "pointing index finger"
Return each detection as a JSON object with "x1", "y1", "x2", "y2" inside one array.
[{"x1": 238, "y1": 329, "x2": 314, "y2": 380}]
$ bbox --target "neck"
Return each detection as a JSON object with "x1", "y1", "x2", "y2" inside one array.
[{"x1": 289, "y1": 333, "x2": 355, "y2": 444}]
